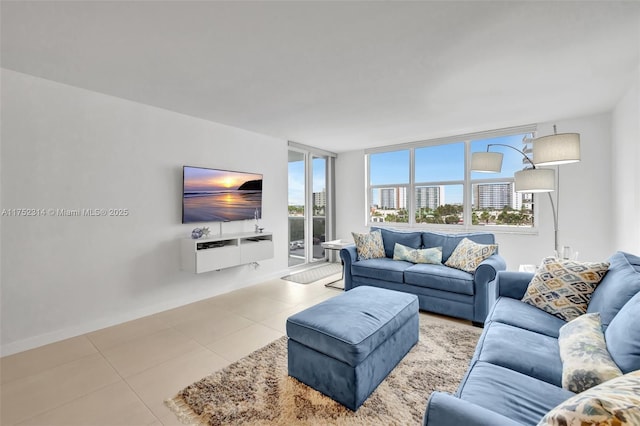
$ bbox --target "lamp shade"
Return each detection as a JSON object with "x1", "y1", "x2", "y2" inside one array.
[
  {"x1": 514, "y1": 168, "x2": 555, "y2": 193},
  {"x1": 533, "y1": 133, "x2": 580, "y2": 166},
  {"x1": 471, "y1": 152, "x2": 503, "y2": 173}
]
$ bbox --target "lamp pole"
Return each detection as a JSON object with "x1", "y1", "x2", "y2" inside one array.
[{"x1": 484, "y1": 144, "x2": 559, "y2": 253}]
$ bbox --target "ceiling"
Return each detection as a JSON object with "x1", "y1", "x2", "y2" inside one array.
[{"x1": 2, "y1": 1, "x2": 639, "y2": 153}]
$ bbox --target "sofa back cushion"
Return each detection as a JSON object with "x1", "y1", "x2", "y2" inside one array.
[
  {"x1": 372, "y1": 227, "x2": 422, "y2": 258},
  {"x1": 423, "y1": 232, "x2": 495, "y2": 263},
  {"x1": 587, "y1": 251, "x2": 640, "y2": 328},
  {"x1": 605, "y1": 291, "x2": 640, "y2": 374}
]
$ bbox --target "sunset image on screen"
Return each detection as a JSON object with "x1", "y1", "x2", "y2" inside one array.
[{"x1": 183, "y1": 167, "x2": 262, "y2": 223}]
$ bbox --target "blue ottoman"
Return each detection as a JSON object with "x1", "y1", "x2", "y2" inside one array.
[{"x1": 286, "y1": 286, "x2": 419, "y2": 410}]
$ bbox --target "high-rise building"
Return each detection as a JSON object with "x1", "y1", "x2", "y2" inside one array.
[
  {"x1": 415, "y1": 186, "x2": 443, "y2": 210},
  {"x1": 396, "y1": 187, "x2": 407, "y2": 209},
  {"x1": 313, "y1": 190, "x2": 326, "y2": 207},
  {"x1": 474, "y1": 183, "x2": 514, "y2": 209},
  {"x1": 378, "y1": 187, "x2": 407, "y2": 209},
  {"x1": 379, "y1": 188, "x2": 395, "y2": 209}
]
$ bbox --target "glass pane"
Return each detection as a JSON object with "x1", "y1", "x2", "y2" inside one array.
[
  {"x1": 471, "y1": 182, "x2": 534, "y2": 226},
  {"x1": 415, "y1": 142, "x2": 464, "y2": 182},
  {"x1": 369, "y1": 150, "x2": 409, "y2": 185},
  {"x1": 369, "y1": 186, "x2": 409, "y2": 224},
  {"x1": 312, "y1": 157, "x2": 327, "y2": 260},
  {"x1": 288, "y1": 150, "x2": 305, "y2": 267},
  {"x1": 414, "y1": 184, "x2": 464, "y2": 225},
  {"x1": 471, "y1": 133, "x2": 534, "y2": 179}
]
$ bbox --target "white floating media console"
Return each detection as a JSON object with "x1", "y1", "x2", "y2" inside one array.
[{"x1": 180, "y1": 232, "x2": 274, "y2": 273}]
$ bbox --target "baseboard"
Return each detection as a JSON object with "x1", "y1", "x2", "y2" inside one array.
[{"x1": 1, "y1": 268, "x2": 288, "y2": 357}]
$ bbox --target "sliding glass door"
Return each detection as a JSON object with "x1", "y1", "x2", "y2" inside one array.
[
  {"x1": 288, "y1": 150, "x2": 306, "y2": 267},
  {"x1": 288, "y1": 147, "x2": 332, "y2": 267},
  {"x1": 311, "y1": 156, "x2": 327, "y2": 261}
]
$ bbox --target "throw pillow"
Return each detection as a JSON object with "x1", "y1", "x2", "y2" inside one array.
[
  {"x1": 538, "y1": 370, "x2": 640, "y2": 426},
  {"x1": 444, "y1": 237, "x2": 497, "y2": 273},
  {"x1": 521, "y1": 257, "x2": 610, "y2": 322},
  {"x1": 605, "y1": 290, "x2": 640, "y2": 374},
  {"x1": 351, "y1": 230, "x2": 385, "y2": 260},
  {"x1": 558, "y1": 313, "x2": 622, "y2": 393},
  {"x1": 393, "y1": 243, "x2": 442, "y2": 264}
]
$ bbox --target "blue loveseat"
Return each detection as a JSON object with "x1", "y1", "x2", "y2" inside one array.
[
  {"x1": 423, "y1": 251, "x2": 640, "y2": 425},
  {"x1": 340, "y1": 228, "x2": 506, "y2": 324}
]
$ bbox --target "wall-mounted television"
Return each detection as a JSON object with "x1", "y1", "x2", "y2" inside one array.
[{"x1": 182, "y1": 166, "x2": 263, "y2": 223}]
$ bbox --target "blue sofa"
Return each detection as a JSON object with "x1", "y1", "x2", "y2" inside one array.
[
  {"x1": 340, "y1": 228, "x2": 506, "y2": 324},
  {"x1": 423, "y1": 251, "x2": 640, "y2": 426}
]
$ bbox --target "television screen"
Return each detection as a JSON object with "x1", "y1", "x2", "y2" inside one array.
[{"x1": 182, "y1": 166, "x2": 263, "y2": 223}]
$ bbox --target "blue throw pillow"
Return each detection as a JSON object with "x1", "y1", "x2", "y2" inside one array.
[
  {"x1": 605, "y1": 290, "x2": 640, "y2": 374},
  {"x1": 587, "y1": 251, "x2": 640, "y2": 328}
]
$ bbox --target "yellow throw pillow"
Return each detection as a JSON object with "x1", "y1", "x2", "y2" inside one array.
[
  {"x1": 522, "y1": 257, "x2": 610, "y2": 322},
  {"x1": 444, "y1": 238, "x2": 497, "y2": 273}
]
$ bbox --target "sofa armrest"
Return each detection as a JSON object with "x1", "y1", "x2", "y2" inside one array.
[
  {"x1": 472, "y1": 254, "x2": 506, "y2": 323},
  {"x1": 423, "y1": 392, "x2": 524, "y2": 426},
  {"x1": 340, "y1": 245, "x2": 357, "y2": 290},
  {"x1": 495, "y1": 271, "x2": 535, "y2": 299}
]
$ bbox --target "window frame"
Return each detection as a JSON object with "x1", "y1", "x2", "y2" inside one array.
[{"x1": 365, "y1": 125, "x2": 539, "y2": 234}]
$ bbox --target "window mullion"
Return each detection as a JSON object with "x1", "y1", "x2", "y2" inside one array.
[{"x1": 409, "y1": 148, "x2": 415, "y2": 226}]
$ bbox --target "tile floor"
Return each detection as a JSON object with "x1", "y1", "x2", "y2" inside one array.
[
  {"x1": 0, "y1": 275, "x2": 341, "y2": 426},
  {"x1": 0, "y1": 275, "x2": 466, "y2": 426}
]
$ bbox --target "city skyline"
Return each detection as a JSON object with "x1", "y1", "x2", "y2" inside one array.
[{"x1": 288, "y1": 133, "x2": 532, "y2": 209}]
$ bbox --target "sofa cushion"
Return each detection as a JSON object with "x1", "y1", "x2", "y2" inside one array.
[
  {"x1": 445, "y1": 238, "x2": 498, "y2": 273},
  {"x1": 458, "y1": 361, "x2": 575, "y2": 425},
  {"x1": 605, "y1": 291, "x2": 640, "y2": 374},
  {"x1": 373, "y1": 227, "x2": 422, "y2": 258},
  {"x1": 351, "y1": 258, "x2": 412, "y2": 284},
  {"x1": 558, "y1": 313, "x2": 621, "y2": 393},
  {"x1": 587, "y1": 251, "x2": 640, "y2": 328},
  {"x1": 286, "y1": 286, "x2": 419, "y2": 367},
  {"x1": 351, "y1": 230, "x2": 385, "y2": 260},
  {"x1": 393, "y1": 243, "x2": 442, "y2": 264},
  {"x1": 521, "y1": 257, "x2": 610, "y2": 322},
  {"x1": 424, "y1": 232, "x2": 496, "y2": 263},
  {"x1": 487, "y1": 297, "x2": 566, "y2": 338},
  {"x1": 404, "y1": 264, "x2": 474, "y2": 295},
  {"x1": 477, "y1": 322, "x2": 563, "y2": 386},
  {"x1": 538, "y1": 370, "x2": 640, "y2": 426}
]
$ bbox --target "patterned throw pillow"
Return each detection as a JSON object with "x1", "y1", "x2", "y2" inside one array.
[
  {"x1": 444, "y1": 237, "x2": 497, "y2": 273},
  {"x1": 522, "y1": 257, "x2": 610, "y2": 322},
  {"x1": 558, "y1": 313, "x2": 622, "y2": 393},
  {"x1": 351, "y1": 230, "x2": 385, "y2": 260},
  {"x1": 538, "y1": 370, "x2": 640, "y2": 426},
  {"x1": 393, "y1": 243, "x2": 442, "y2": 264}
]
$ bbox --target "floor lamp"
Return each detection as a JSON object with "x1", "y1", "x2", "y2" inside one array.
[{"x1": 471, "y1": 127, "x2": 580, "y2": 253}]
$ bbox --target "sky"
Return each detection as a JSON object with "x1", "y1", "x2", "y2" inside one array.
[
  {"x1": 288, "y1": 157, "x2": 326, "y2": 206},
  {"x1": 184, "y1": 166, "x2": 262, "y2": 193},
  {"x1": 288, "y1": 133, "x2": 530, "y2": 207}
]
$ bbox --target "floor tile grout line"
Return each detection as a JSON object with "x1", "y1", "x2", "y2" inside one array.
[
  {"x1": 2, "y1": 279, "x2": 338, "y2": 426},
  {"x1": 7, "y1": 353, "x2": 124, "y2": 426},
  {"x1": 0, "y1": 342, "x2": 102, "y2": 387}
]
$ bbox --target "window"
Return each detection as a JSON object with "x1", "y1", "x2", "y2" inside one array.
[
  {"x1": 470, "y1": 134, "x2": 535, "y2": 228},
  {"x1": 369, "y1": 150, "x2": 409, "y2": 224},
  {"x1": 414, "y1": 143, "x2": 464, "y2": 225},
  {"x1": 366, "y1": 127, "x2": 536, "y2": 230}
]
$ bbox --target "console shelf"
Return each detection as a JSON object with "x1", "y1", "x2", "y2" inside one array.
[{"x1": 180, "y1": 232, "x2": 273, "y2": 273}]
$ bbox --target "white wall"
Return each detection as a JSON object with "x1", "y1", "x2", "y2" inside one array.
[
  {"x1": 612, "y1": 72, "x2": 640, "y2": 254},
  {"x1": 335, "y1": 113, "x2": 615, "y2": 270},
  {"x1": 0, "y1": 69, "x2": 289, "y2": 355}
]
